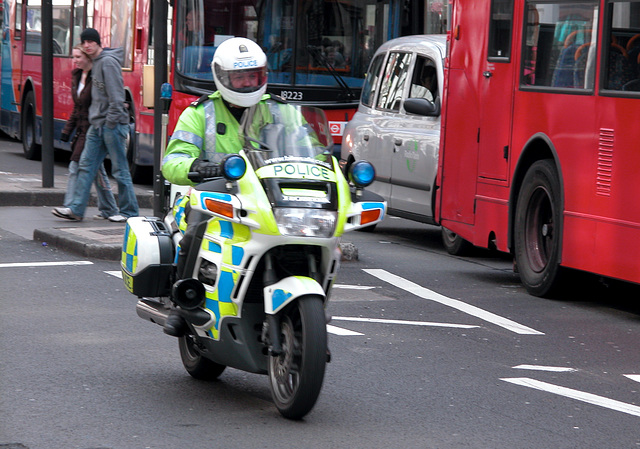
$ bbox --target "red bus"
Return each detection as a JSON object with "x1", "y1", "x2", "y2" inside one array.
[
  {"x1": 0, "y1": 0, "x2": 157, "y2": 181},
  {"x1": 437, "y1": 0, "x2": 640, "y2": 296},
  {"x1": 167, "y1": 0, "x2": 449, "y2": 152}
]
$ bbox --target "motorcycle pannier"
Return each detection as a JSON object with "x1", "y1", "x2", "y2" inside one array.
[{"x1": 121, "y1": 217, "x2": 174, "y2": 297}]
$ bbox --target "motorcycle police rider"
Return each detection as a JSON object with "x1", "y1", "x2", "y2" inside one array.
[{"x1": 161, "y1": 37, "x2": 270, "y2": 336}]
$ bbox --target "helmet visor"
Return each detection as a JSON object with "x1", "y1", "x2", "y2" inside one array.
[{"x1": 214, "y1": 64, "x2": 268, "y2": 94}]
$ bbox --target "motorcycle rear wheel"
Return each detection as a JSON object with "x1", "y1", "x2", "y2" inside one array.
[
  {"x1": 179, "y1": 335, "x2": 226, "y2": 380},
  {"x1": 268, "y1": 295, "x2": 327, "y2": 420}
]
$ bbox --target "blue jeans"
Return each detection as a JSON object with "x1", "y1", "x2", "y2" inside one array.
[
  {"x1": 64, "y1": 161, "x2": 118, "y2": 217},
  {"x1": 67, "y1": 124, "x2": 139, "y2": 218}
]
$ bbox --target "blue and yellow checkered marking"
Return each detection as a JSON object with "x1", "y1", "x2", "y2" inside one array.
[
  {"x1": 122, "y1": 223, "x2": 138, "y2": 273},
  {"x1": 200, "y1": 219, "x2": 253, "y2": 339}
]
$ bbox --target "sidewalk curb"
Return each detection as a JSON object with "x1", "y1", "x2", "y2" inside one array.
[
  {"x1": 3, "y1": 191, "x2": 154, "y2": 208},
  {"x1": 34, "y1": 227, "x2": 122, "y2": 260}
]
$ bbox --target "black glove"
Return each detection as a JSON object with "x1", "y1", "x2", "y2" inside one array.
[
  {"x1": 191, "y1": 158, "x2": 220, "y2": 178},
  {"x1": 60, "y1": 132, "x2": 70, "y2": 142}
]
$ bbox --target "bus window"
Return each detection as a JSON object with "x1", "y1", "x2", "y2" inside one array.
[
  {"x1": 173, "y1": 0, "x2": 391, "y2": 90},
  {"x1": 376, "y1": 51, "x2": 411, "y2": 111},
  {"x1": 522, "y1": 1, "x2": 598, "y2": 90},
  {"x1": 72, "y1": 0, "x2": 84, "y2": 46},
  {"x1": 488, "y1": 0, "x2": 513, "y2": 60},
  {"x1": 110, "y1": 0, "x2": 134, "y2": 69},
  {"x1": 16, "y1": 0, "x2": 22, "y2": 40},
  {"x1": 603, "y1": 0, "x2": 640, "y2": 91},
  {"x1": 24, "y1": 0, "x2": 72, "y2": 55}
]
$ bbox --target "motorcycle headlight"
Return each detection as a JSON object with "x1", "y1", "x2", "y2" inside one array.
[{"x1": 273, "y1": 208, "x2": 337, "y2": 238}]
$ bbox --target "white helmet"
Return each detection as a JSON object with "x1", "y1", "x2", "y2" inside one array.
[{"x1": 211, "y1": 37, "x2": 268, "y2": 107}]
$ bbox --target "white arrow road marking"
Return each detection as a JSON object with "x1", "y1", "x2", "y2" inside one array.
[
  {"x1": 513, "y1": 364, "x2": 577, "y2": 372},
  {"x1": 364, "y1": 269, "x2": 544, "y2": 335},
  {"x1": 501, "y1": 377, "x2": 640, "y2": 417},
  {"x1": 0, "y1": 261, "x2": 93, "y2": 268},
  {"x1": 333, "y1": 316, "x2": 479, "y2": 329},
  {"x1": 624, "y1": 375, "x2": 640, "y2": 383}
]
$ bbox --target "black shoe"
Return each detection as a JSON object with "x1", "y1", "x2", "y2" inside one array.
[{"x1": 163, "y1": 309, "x2": 187, "y2": 337}]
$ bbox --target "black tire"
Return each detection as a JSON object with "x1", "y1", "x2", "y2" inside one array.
[
  {"x1": 514, "y1": 160, "x2": 563, "y2": 297},
  {"x1": 22, "y1": 91, "x2": 41, "y2": 160},
  {"x1": 269, "y1": 295, "x2": 327, "y2": 420},
  {"x1": 178, "y1": 334, "x2": 226, "y2": 381},
  {"x1": 441, "y1": 227, "x2": 472, "y2": 256}
]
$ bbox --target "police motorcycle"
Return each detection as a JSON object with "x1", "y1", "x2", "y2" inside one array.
[{"x1": 121, "y1": 99, "x2": 386, "y2": 419}]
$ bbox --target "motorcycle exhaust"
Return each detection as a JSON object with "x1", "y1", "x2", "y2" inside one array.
[{"x1": 136, "y1": 299, "x2": 170, "y2": 326}]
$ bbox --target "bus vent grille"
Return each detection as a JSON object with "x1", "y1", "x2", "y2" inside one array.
[{"x1": 596, "y1": 128, "x2": 614, "y2": 197}]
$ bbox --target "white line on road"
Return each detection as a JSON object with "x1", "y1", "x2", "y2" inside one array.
[
  {"x1": 0, "y1": 261, "x2": 93, "y2": 268},
  {"x1": 513, "y1": 364, "x2": 577, "y2": 372},
  {"x1": 105, "y1": 271, "x2": 122, "y2": 278},
  {"x1": 327, "y1": 325, "x2": 364, "y2": 336},
  {"x1": 624, "y1": 375, "x2": 640, "y2": 383},
  {"x1": 334, "y1": 284, "x2": 376, "y2": 290},
  {"x1": 364, "y1": 269, "x2": 544, "y2": 335},
  {"x1": 501, "y1": 377, "x2": 640, "y2": 417},
  {"x1": 332, "y1": 316, "x2": 479, "y2": 329}
]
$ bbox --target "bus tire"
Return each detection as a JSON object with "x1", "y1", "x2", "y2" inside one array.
[
  {"x1": 125, "y1": 119, "x2": 142, "y2": 182},
  {"x1": 441, "y1": 227, "x2": 472, "y2": 256},
  {"x1": 22, "y1": 91, "x2": 41, "y2": 160},
  {"x1": 514, "y1": 160, "x2": 563, "y2": 297}
]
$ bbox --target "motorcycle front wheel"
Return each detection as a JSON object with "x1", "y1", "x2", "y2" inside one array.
[
  {"x1": 179, "y1": 334, "x2": 226, "y2": 381},
  {"x1": 268, "y1": 295, "x2": 327, "y2": 420}
]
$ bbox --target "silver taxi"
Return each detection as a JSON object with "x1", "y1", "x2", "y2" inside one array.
[{"x1": 341, "y1": 35, "x2": 469, "y2": 254}]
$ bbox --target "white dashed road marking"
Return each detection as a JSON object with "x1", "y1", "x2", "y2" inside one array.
[
  {"x1": 501, "y1": 377, "x2": 640, "y2": 418},
  {"x1": 364, "y1": 269, "x2": 544, "y2": 335}
]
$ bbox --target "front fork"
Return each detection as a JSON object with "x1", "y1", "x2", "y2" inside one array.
[
  {"x1": 262, "y1": 253, "x2": 283, "y2": 355},
  {"x1": 260, "y1": 252, "x2": 325, "y2": 356}
]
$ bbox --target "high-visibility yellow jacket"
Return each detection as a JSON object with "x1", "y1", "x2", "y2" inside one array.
[{"x1": 161, "y1": 91, "x2": 270, "y2": 185}]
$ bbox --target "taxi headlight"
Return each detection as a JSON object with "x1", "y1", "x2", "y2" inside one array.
[{"x1": 273, "y1": 208, "x2": 337, "y2": 238}]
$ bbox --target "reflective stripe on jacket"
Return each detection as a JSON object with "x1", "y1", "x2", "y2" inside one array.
[{"x1": 161, "y1": 91, "x2": 270, "y2": 185}]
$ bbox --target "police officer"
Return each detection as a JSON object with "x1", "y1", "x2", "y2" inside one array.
[{"x1": 161, "y1": 37, "x2": 270, "y2": 336}]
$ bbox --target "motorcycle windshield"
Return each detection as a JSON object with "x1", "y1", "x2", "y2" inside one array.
[{"x1": 240, "y1": 100, "x2": 335, "y2": 171}]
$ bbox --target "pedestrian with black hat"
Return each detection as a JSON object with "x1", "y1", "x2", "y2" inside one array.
[{"x1": 52, "y1": 28, "x2": 139, "y2": 222}]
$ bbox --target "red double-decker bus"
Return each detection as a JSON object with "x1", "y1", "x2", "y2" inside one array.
[
  {"x1": 0, "y1": 0, "x2": 157, "y2": 181},
  {"x1": 437, "y1": 0, "x2": 640, "y2": 296},
  {"x1": 166, "y1": 0, "x2": 449, "y2": 153}
]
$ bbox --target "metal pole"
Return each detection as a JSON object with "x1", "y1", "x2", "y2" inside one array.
[
  {"x1": 41, "y1": 0, "x2": 54, "y2": 187},
  {"x1": 153, "y1": 0, "x2": 169, "y2": 216}
]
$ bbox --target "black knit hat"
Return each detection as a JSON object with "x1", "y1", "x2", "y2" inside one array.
[{"x1": 80, "y1": 28, "x2": 101, "y2": 46}]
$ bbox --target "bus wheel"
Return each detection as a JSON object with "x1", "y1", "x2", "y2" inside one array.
[
  {"x1": 22, "y1": 91, "x2": 42, "y2": 160},
  {"x1": 514, "y1": 160, "x2": 563, "y2": 297},
  {"x1": 441, "y1": 227, "x2": 472, "y2": 256}
]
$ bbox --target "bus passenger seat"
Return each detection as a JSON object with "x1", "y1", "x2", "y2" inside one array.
[{"x1": 607, "y1": 42, "x2": 634, "y2": 90}]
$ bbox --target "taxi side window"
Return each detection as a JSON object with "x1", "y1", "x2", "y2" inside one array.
[
  {"x1": 410, "y1": 56, "x2": 438, "y2": 102},
  {"x1": 376, "y1": 51, "x2": 412, "y2": 111},
  {"x1": 361, "y1": 53, "x2": 385, "y2": 107}
]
